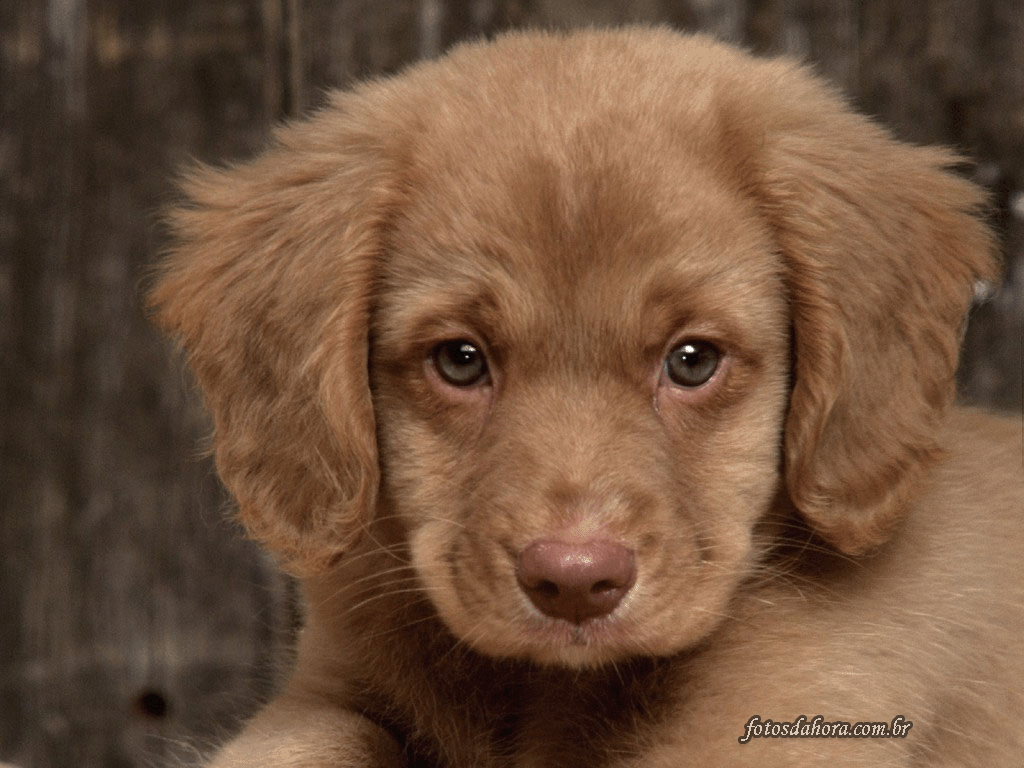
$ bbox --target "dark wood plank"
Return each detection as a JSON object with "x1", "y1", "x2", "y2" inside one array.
[{"x1": 1, "y1": 2, "x2": 293, "y2": 766}]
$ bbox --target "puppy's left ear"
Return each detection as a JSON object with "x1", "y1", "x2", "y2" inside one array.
[
  {"x1": 756, "y1": 72, "x2": 999, "y2": 555},
  {"x1": 149, "y1": 98, "x2": 398, "y2": 576}
]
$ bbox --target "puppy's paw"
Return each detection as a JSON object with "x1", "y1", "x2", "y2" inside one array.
[{"x1": 210, "y1": 703, "x2": 405, "y2": 768}]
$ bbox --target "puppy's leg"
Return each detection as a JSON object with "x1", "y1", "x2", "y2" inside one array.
[{"x1": 209, "y1": 698, "x2": 405, "y2": 768}]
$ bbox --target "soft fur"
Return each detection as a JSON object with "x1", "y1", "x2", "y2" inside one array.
[{"x1": 150, "y1": 27, "x2": 1024, "y2": 767}]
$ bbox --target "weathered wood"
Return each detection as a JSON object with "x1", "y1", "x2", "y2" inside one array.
[
  {"x1": 1, "y1": 2, "x2": 293, "y2": 766},
  {"x1": 729, "y1": 0, "x2": 1024, "y2": 409},
  {"x1": 1, "y1": 1, "x2": 1021, "y2": 766}
]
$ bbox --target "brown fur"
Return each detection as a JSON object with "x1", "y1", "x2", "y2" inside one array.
[{"x1": 150, "y1": 27, "x2": 1024, "y2": 767}]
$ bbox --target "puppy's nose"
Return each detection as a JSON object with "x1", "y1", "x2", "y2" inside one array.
[{"x1": 516, "y1": 540, "x2": 636, "y2": 624}]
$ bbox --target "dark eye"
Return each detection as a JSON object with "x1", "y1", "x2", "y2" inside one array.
[
  {"x1": 664, "y1": 341, "x2": 720, "y2": 388},
  {"x1": 432, "y1": 340, "x2": 488, "y2": 387}
]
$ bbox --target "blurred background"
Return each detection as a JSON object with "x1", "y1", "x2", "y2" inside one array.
[{"x1": 2, "y1": 1, "x2": 1022, "y2": 766}]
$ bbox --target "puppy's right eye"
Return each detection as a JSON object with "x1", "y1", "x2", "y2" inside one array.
[
  {"x1": 664, "y1": 340, "x2": 720, "y2": 388},
  {"x1": 432, "y1": 340, "x2": 489, "y2": 387}
]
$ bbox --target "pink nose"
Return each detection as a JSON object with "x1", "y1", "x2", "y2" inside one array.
[{"x1": 516, "y1": 540, "x2": 636, "y2": 624}]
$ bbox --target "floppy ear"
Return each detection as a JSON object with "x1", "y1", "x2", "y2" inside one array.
[
  {"x1": 756, "y1": 72, "x2": 999, "y2": 555},
  {"x1": 149, "y1": 98, "x2": 397, "y2": 576}
]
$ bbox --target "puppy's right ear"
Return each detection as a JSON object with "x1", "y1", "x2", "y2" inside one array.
[
  {"x1": 751, "y1": 69, "x2": 998, "y2": 556},
  {"x1": 149, "y1": 100, "x2": 396, "y2": 577}
]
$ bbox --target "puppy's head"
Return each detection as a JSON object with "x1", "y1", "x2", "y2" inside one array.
[{"x1": 151, "y1": 29, "x2": 996, "y2": 667}]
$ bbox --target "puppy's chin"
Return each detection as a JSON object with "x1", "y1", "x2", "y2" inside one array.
[
  {"x1": 463, "y1": 622, "x2": 650, "y2": 670},
  {"x1": 451, "y1": 611, "x2": 723, "y2": 670}
]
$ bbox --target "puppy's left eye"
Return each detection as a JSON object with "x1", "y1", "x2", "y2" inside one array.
[
  {"x1": 664, "y1": 341, "x2": 720, "y2": 388},
  {"x1": 432, "y1": 340, "x2": 489, "y2": 387}
]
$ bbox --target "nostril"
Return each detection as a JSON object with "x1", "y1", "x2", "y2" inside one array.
[
  {"x1": 535, "y1": 580, "x2": 561, "y2": 599},
  {"x1": 516, "y1": 539, "x2": 636, "y2": 625}
]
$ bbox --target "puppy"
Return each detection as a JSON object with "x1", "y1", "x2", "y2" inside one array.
[{"x1": 150, "y1": 27, "x2": 1024, "y2": 767}]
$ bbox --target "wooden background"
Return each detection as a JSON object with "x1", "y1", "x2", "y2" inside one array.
[{"x1": 2, "y1": 1, "x2": 1022, "y2": 766}]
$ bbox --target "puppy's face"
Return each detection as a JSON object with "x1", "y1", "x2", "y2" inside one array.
[
  {"x1": 151, "y1": 30, "x2": 994, "y2": 672},
  {"x1": 371, "y1": 129, "x2": 790, "y2": 666}
]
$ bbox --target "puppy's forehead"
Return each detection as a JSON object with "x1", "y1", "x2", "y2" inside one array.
[
  {"x1": 376, "y1": 40, "x2": 783, "y2": 355},
  {"x1": 384, "y1": 128, "x2": 777, "y2": 324}
]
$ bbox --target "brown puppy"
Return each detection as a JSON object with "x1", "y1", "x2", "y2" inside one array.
[{"x1": 151, "y1": 27, "x2": 1024, "y2": 767}]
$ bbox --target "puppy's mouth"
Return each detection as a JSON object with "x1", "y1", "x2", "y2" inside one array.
[
  {"x1": 508, "y1": 609, "x2": 645, "y2": 667},
  {"x1": 532, "y1": 611, "x2": 635, "y2": 646},
  {"x1": 567, "y1": 626, "x2": 590, "y2": 646}
]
